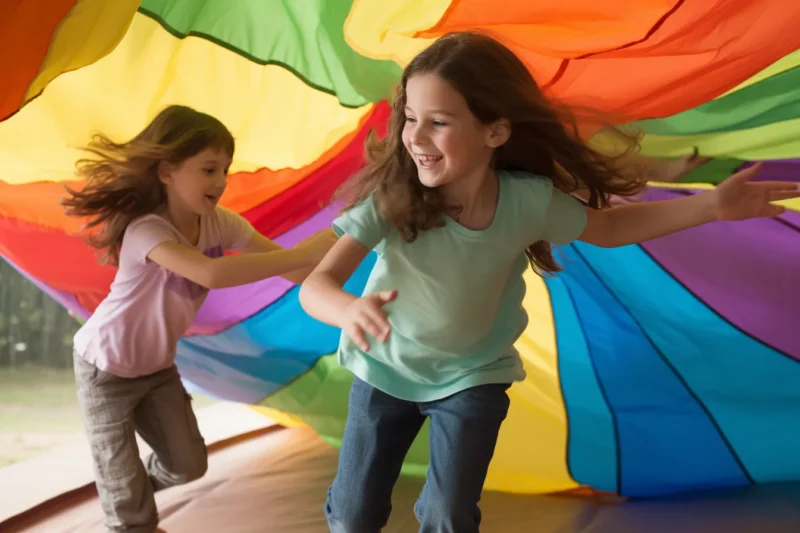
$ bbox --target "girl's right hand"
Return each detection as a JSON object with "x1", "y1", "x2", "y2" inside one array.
[{"x1": 341, "y1": 290, "x2": 398, "y2": 351}]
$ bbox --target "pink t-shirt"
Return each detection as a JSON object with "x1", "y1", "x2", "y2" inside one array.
[{"x1": 73, "y1": 206, "x2": 255, "y2": 378}]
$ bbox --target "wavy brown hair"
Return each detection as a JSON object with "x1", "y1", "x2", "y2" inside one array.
[
  {"x1": 62, "y1": 105, "x2": 235, "y2": 266},
  {"x1": 337, "y1": 31, "x2": 646, "y2": 275}
]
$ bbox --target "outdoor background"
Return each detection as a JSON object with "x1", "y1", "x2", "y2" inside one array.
[{"x1": 0, "y1": 261, "x2": 214, "y2": 468}]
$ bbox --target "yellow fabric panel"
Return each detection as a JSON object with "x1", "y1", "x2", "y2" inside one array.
[
  {"x1": 344, "y1": 0, "x2": 452, "y2": 67},
  {"x1": 637, "y1": 118, "x2": 800, "y2": 161},
  {"x1": 648, "y1": 182, "x2": 800, "y2": 213},
  {"x1": 23, "y1": 0, "x2": 139, "y2": 103},
  {"x1": 483, "y1": 270, "x2": 577, "y2": 493},
  {"x1": 0, "y1": 13, "x2": 371, "y2": 185},
  {"x1": 249, "y1": 406, "x2": 308, "y2": 429}
]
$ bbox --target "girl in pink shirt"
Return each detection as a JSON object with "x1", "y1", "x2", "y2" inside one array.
[{"x1": 62, "y1": 105, "x2": 334, "y2": 533}]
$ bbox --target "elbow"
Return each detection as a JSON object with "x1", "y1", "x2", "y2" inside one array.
[
  {"x1": 298, "y1": 271, "x2": 333, "y2": 318},
  {"x1": 282, "y1": 268, "x2": 311, "y2": 285},
  {"x1": 298, "y1": 276, "x2": 316, "y2": 315}
]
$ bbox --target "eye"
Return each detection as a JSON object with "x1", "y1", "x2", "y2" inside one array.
[
  {"x1": 203, "y1": 168, "x2": 215, "y2": 174},
  {"x1": 432, "y1": 120, "x2": 447, "y2": 127},
  {"x1": 405, "y1": 116, "x2": 417, "y2": 123}
]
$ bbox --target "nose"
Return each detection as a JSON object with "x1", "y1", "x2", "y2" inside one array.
[
  {"x1": 409, "y1": 124, "x2": 429, "y2": 147},
  {"x1": 213, "y1": 170, "x2": 228, "y2": 187}
]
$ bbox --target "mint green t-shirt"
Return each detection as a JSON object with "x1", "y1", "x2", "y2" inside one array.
[{"x1": 331, "y1": 170, "x2": 587, "y2": 402}]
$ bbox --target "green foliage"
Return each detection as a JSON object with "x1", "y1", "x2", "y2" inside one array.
[{"x1": 0, "y1": 260, "x2": 80, "y2": 368}]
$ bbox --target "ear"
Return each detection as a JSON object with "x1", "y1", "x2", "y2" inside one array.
[
  {"x1": 486, "y1": 118, "x2": 510, "y2": 148},
  {"x1": 157, "y1": 161, "x2": 172, "y2": 184}
]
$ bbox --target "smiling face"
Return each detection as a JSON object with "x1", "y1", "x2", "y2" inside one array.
[
  {"x1": 160, "y1": 146, "x2": 231, "y2": 217},
  {"x1": 401, "y1": 73, "x2": 499, "y2": 191}
]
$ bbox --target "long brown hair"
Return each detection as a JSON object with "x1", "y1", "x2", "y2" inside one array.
[
  {"x1": 62, "y1": 105, "x2": 235, "y2": 266},
  {"x1": 337, "y1": 31, "x2": 645, "y2": 275}
]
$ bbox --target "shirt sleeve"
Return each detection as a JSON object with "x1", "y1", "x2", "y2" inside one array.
[
  {"x1": 541, "y1": 186, "x2": 588, "y2": 245},
  {"x1": 514, "y1": 173, "x2": 587, "y2": 246},
  {"x1": 216, "y1": 206, "x2": 256, "y2": 251},
  {"x1": 122, "y1": 215, "x2": 180, "y2": 265},
  {"x1": 331, "y1": 194, "x2": 389, "y2": 252}
]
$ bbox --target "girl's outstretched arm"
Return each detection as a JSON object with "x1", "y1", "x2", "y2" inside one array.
[
  {"x1": 300, "y1": 234, "x2": 395, "y2": 351},
  {"x1": 578, "y1": 163, "x2": 800, "y2": 247},
  {"x1": 243, "y1": 229, "x2": 337, "y2": 284},
  {"x1": 147, "y1": 238, "x2": 329, "y2": 289}
]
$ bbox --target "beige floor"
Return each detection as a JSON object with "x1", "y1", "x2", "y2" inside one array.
[{"x1": 4, "y1": 422, "x2": 800, "y2": 533}]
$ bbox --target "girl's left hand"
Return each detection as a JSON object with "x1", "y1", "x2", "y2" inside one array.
[{"x1": 714, "y1": 162, "x2": 800, "y2": 221}]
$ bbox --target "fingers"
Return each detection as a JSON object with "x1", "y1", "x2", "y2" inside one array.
[
  {"x1": 768, "y1": 190, "x2": 800, "y2": 202},
  {"x1": 728, "y1": 162, "x2": 763, "y2": 183},
  {"x1": 346, "y1": 324, "x2": 370, "y2": 352},
  {"x1": 363, "y1": 310, "x2": 391, "y2": 342},
  {"x1": 686, "y1": 146, "x2": 711, "y2": 168},
  {"x1": 343, "y1": 291, "x2": 397, "y2": 351},
  {"x1": 761, "y1": 204, "x2": 786, "y2": 218},
  {"x1": 757, "y1": 181, "x2": 800, "y2": 191},
  {"x1": 347, "y1": 313, "x2": 390, "y2": 350},
  {"x1": 377, "y1": 289, "x2": 398, "y2": 303}
]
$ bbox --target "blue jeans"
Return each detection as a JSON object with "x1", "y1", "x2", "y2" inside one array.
[{"x1": 325, "y1": 377, "x2": 511, "y2": 533}]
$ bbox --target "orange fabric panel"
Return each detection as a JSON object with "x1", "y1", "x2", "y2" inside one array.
[
  {"x1": 423, "y1": 0, "x2": 678, "y2": 59},
  {"x1": 0, "y1": 103, "x2": 384, "y2": 235},
  {"x1": 0, "y1": 216, "x2": 115, "y2": 311},
  {"x1": 0, "y1": 0, "x2": 77, "y2": 121},
  {"x1": 419, "y1": 0, "x2": 800, "y2": 122}
]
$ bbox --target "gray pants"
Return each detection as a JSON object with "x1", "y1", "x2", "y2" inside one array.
[{"x1": 74, "y1": 352, "x2": 208, "y2": 533}]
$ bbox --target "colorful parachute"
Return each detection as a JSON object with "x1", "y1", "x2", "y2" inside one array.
[{"x1": 1, "y1": 0, "x2": 799, "y2": 498}]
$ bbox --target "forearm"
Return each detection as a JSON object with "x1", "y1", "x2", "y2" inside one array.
[
  {"x1": 299, "y1": 273, "x2": 357, "y2": 328},
  {"x1": 207, "y1": 248, "x2": 312, "y2": 288},
  {"x1": 281, "y1": 265, "x2": 313, "y2": 284},
  {"x1": 598, "y1": 190, "x2": 717, "y2": 246}
]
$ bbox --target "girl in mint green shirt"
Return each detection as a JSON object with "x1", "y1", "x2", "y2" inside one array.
[{"x1": 299, "y1": 32, "x2": 796, "y2": 533}]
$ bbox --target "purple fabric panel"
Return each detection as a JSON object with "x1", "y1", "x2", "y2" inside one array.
[
  {"x1": 640, "y1": 187, "x2": 800, "y2": 360},
  {"x1": 188, "y1": 205, "x2": 340, "y2": 335}
]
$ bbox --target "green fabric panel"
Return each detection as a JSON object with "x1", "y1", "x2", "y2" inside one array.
[
  {"x1": 137, "y1": 0, "x2": 402, "y2": 108},
  {"x1": 677, "y1": 157, "x2": 744, "y2": 184},
  {"x1": 634, "y1": 66, "x2": 800, "y2": 135},
  {"x1": 639, "y1": 117, "x2": 800, "y2": 160},
  {"x1": 259, "y1": 354, "x2": 432, "y2": 477}
]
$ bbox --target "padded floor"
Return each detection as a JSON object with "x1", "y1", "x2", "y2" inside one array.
[{"x1": 6, "y1": 426, "x2": 800, "y2": 533}]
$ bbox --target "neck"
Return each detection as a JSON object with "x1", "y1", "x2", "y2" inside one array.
[
  {"x1": 165, "y1": 201, "x2": 201, "y2": 245},
  {"x1": 440, "y1": 167, "x2": 498, "y2": 217}
]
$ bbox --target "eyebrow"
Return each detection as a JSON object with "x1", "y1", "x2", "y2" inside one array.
[{"x1": 404, "y1": 106, "x2": 456, "y2": 117}]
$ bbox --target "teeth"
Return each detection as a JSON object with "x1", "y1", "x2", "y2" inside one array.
[{"x1": 416, "y1": 154, "x2": 442, "y2": 167}]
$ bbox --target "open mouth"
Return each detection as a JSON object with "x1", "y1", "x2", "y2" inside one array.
[
  {"x1": 415, "y1": 154, "x2": 442, "y2": 170},
  {"x1": 205, "y1": 194, "x2": 220, "y2": 203}
]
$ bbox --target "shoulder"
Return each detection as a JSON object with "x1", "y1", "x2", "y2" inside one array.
[
  {"x1": 332, "y1": 193, "x2": 389, "y2": 251},
  {"x1": 121, "y1": 213, "x2": 180, "y2": 265},
  {"x1": 499, "y1": 170, "x2": 587, "y2": 246},
  {"x1": 502, "y1": 170, "x2": 585, "y2": 211},
  {"x1": 124, "y1": 212, "x2": 177, "y2": 240},
  {"x1": 502, "y1": 170, "x2": 556, "y2": 197}
]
